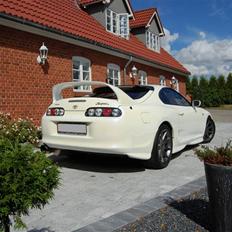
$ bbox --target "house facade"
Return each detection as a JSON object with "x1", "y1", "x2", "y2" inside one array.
[{"x1": 0, "y1": 0, "x2": 190, "y2": 125}]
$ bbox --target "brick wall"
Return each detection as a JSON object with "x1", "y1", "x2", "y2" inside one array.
[{"x1": 0, "y1": 25, "x2": 187, "y2": 126}]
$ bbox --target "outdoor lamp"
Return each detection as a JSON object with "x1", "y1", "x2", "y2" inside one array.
[
  {"x1": 37, "y1": 42, "x2": 48, "y2": 65},
  {"x1": 131, "y1": 65, "x2": 138, "y2": 78},
  {"x1": 171, "y1": 76, "x2": 177, "y2": 85}
]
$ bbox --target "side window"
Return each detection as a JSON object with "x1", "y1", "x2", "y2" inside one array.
[
  {"x1": 107, "y1": 63, "x2": 120, "y2": 86},
  {"x1": 72, "y1": 56, "x2": 91, "y2": 92},
  {"x1": 146, "y1": 30, "x2": 160, "y2": 52},
  {"x1": 159, "y1": 88, "x2": 190, "y2": 106},
  {"x1": 138, "y1": 71, "x2": 147, "y2": 85}
]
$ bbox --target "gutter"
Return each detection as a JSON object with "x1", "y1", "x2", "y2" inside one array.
[{"x1": 0, "y1": 13, "x2": 190, "y2": 77}]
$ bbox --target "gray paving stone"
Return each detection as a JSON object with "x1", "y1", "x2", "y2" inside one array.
[
  {"x1": 126, "y1": 208, "x2": 147, "y2": 218},
  {"x1": 132, "y1": 204, "x2": 156, "y2": 215},
  {"x1": 101, "y1": 216, "x2": 128, "y2": 230},
  {"x1": 76, "y1": 176, "x2": 208, "y2": 232},
  {"x1": 113, "y1": 211, "x2": 137, "y2": 224},
  {"x1": 143, "y1": 198, "x2": 166, "y2": 210}
]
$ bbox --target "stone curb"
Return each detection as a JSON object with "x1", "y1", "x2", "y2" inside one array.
[{"x1": 74, "y1": 176, "x2": 206, "y2": 232}]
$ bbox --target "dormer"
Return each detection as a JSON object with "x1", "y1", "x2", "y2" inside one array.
[
  {"x1": 130, "y1": 8, "x2": 165, "y2": 52},
  {"x1": 79, "y1": 0, "x2": 134, "y2": 39}
]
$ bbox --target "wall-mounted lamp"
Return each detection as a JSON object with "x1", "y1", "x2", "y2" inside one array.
[
  {"x1": 37, "y1": 42, "x2": 48, "y2": 65},
  {"x1": 131, "y1": 65, "x2": 138, "y2": 78},
  {"x1": 170, "y1": 76, "x2": 179, "y2": 91},
  {"x1": 171, "y1": 76, "x2": 177, "y2": 85}
]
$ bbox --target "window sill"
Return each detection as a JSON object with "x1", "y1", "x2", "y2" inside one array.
[
  {"x1": 106, "y1": 29, "x2": 129, "y2": 40},
  {"x1": 146, "y1": 46, "x2": 160, "y2": 53}
]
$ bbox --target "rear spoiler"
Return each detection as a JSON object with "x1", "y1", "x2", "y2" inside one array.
[{"x1": 52, "y1": 81, "x2": 134, "y2": 105}]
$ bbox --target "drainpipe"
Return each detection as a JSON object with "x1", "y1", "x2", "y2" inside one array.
[{"x1": 123, "y1": 56, "x2": 133, "y2": 85}]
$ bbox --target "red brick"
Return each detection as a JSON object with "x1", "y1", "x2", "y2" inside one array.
[{"x1": 0, "y1": 26, "x2": 187, "y2": 126}]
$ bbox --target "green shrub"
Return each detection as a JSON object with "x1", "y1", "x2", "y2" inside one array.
[
  {"x1": 0, "y1": 137, "x2": 60, "y2": 232},
  {"x1": 0, "y1": 113, "x2": 40, "y2": 146},
  {"x1": 195, "y1": 141, "x2": 232, "y2": 166}
]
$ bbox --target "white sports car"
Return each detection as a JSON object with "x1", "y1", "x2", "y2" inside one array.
[{"x1": 42, "y1": 81, "x2": 215, "y2": 169}]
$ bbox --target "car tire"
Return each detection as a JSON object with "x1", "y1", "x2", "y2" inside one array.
[
  {"x1": 144, "y1": 124, "x2": 173, "y2": 169},
  {"x1": 203, "y1": 117, "x2": 216, "y2": 143}
]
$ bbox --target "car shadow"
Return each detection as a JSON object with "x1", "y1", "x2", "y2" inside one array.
[
  {"x1": 48, "y1": 144, "x2": 200, "y2": 173},
  {"x1": 171, "y1": 144, "x2": 199, "y2": 160},
  {"x1": 49, "y1": 150, "x2": 145, "y2": 173}
]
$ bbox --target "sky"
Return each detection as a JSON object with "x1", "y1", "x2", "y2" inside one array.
[{"x1": 131, "y1": 0, "x2": 232, "y2": 76}]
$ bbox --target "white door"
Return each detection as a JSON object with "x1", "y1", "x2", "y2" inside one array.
[{"x1": 159, "y1": 88, "x2": 202, "y2": 144}]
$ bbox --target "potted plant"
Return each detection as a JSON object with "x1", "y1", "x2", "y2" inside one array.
[{"x1": 195, "y1": 141, "x2": 232, "y2": 232}]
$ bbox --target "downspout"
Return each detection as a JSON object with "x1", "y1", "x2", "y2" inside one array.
[{"x1": 123, "y1": 56, "x2": 133, "y2": 85}]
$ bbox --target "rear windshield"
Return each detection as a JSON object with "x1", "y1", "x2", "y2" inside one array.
[
  {"x1": 89, "y1": 86, "x2": 153, "y2": 100},
  {"x1": 120, "y1": 86, "x2": 154, "y2": 99}
]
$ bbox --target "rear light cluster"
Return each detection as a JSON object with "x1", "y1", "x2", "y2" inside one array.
[
  {"x1": 46, "y1": 108, "x2": 65, "y2": 116},
  {"x1": 85, "y1": 108, "x2": 122, "y2": 117}
]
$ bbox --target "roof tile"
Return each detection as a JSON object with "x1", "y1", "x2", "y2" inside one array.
[
  {"x1": 130, "y1": 8, "x2": 156, "y2": 28},
  {"x1": 0, "y1": 0, "x2": 189, "y2": 74}
]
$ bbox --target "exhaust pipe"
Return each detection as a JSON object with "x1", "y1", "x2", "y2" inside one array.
[{"x1": 40, "y1": 144, "x2": 54, "y2": 153}]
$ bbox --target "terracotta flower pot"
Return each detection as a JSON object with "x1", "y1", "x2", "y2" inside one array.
[{"x1": 204, "y1": 162, "x2": 232, "y2": 232}]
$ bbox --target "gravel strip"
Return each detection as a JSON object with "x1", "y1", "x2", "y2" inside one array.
[{"x1": 115, "y1": 189, "x2": 210, "y2": 232}]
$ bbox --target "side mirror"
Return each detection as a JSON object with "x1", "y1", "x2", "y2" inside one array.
[{"x1": 192, "y1": 100, "x2": 201, "y2": 108}]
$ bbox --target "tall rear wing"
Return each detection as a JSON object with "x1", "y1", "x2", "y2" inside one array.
[{"x1": 52, "y1": 81, "x2": 134, "y2": 105}]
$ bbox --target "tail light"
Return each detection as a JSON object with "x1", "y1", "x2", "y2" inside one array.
[
  {"x1": 85, "y1": 108, "x2": 122, "y2": 117},
  {"x1": 46, "y1": 108, "x2": 65, "y2": 116}
]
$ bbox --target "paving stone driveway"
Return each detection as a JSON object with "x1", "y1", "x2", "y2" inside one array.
[{"x1": 19, "y1": 110, "x2": 232, "y2": 232}]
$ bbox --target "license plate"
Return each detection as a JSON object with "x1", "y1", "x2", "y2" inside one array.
[{"x1": 57, "y1": 123, "x2": 87, "y2": 135}]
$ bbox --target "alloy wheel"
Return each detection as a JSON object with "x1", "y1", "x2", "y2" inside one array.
[{"x1": 157, "y1": 129, "x2": 172, "y2": 163}]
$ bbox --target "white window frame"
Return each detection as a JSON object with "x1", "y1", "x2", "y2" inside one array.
[
  {"x1": 118, "y1": 13, "x2": 129, "y2": 39},
  {"x1": 146, "y1": 30, "x2": 160, "y2": 52},
  {"x1": 107, "y1": 63, "x2": 121, "y2": 86},
  {"x1": 106, "y1": 9, "x2": 129, "y2": 39},
  {"x1": 72, "y1": 56, "x2": 92, "y2": 92},
  {"x1": 106, "y1": 9, "x2": 118, "y2": 34},
  {"x1": 138, "y1": 71, "x2": 148, "y2": 85},
  {"x1": 160, "y1": 75, "x2": 166, "y2": 86}
]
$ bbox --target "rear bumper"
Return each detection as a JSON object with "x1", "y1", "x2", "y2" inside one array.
[{"x1": 41, "y1": 114, "x2": 155, "y2": 160}]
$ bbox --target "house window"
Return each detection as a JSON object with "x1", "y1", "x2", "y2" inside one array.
[
  {"x1": 106, "y1": 9, "x2": 129, "y2": 39},
  {"x1": 72, "y1": 57, "x2": 91, "y2": 91},
  {"x1": 107, "y1": 64, "x2": 120, "y2": 86},
  {"x1": 160, "y1": 75, "x2": 166, "y2": 86},
  {"x1": 138, "y1": 71, "x2": 147, "y2": 85},
  {"x1": 146, "y1": 31, "x2": 160, "y2": 52}
]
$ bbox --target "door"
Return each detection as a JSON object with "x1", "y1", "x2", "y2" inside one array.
[{"x1": 159, "y1": 88, "x2": 202, "y2": 144}]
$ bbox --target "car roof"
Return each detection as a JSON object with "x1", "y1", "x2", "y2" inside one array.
[{"x1": 118, "y1": 84, "x2": 165, "y2": 91}]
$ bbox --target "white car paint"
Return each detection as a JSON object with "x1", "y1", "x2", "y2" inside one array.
[{"x1": 42, "y1": 81, "x2": 212, "y2": 160}]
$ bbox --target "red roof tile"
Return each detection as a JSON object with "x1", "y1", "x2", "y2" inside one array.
[
  {"x1": 0, "y1": 0, "x2": 189, "y2": 75},
  {"x1": 130, "y1": 8, "x2": 156, "y2": 28},
  {"x1": 78, "y1": 0, "x2": 102, "y2": 6}
]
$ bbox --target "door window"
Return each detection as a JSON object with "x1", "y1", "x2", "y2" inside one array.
[{"x1": 159, "y1": 88, "x2": 190, "y2": 106}]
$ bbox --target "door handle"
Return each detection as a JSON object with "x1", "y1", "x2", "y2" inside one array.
[{"x1": 178, "y1": 113, "x2": 184, "y2": 116}]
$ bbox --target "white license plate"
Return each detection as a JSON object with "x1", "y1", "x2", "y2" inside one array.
[{"x1": 57, "y1": 123, "x2": 87, "y2": 135}]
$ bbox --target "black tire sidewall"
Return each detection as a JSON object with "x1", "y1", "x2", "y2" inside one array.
[
  {"x1": 203, "y1": 117, "x2": 216, "y2": 143},
  {"x1": 148, "y1": 124, "x2": 173, "y2": 169}
]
